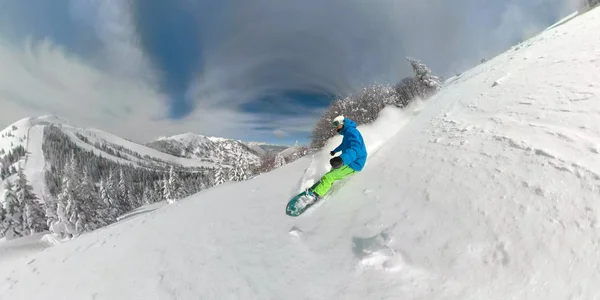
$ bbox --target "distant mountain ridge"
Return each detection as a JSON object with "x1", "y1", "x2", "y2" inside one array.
[{"x1": 146, "y1": 133, "x2": 289, "y2": 167}]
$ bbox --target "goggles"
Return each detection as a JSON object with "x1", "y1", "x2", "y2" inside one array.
[{"x1": 332, "y1": 120, "x2": 342, "y2": 127}]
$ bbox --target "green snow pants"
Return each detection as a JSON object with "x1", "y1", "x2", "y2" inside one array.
[{"x1": 312, "y1": 165, "x2": 356, "y2": 197}]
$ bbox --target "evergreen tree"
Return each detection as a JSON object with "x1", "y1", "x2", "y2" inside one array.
[
  {"x1": 128, "y1": 190, "x2": 141, "y2": 210},
  {"x1": 152, "y1": 180, "x2": 164, "y2": 202},
  {"x1": 162, "y1": 177, "x2": 171, "y2": 203},
  {"x1": 77, "y1": 170, "x2": 102, "y2": 233},
  {"x1": 2, "y1": 181, "x2": 23, "y2": 240},
  {"x1": 407, "y1": 57, "x2": 442, "y2": 92},
  {"x1": 230, "y1": 155, "x2": 250, "y2": 181},
  {"x1": 214, "y1": 164, "x2": 225, "y2": 186},
  {"x1": 228, "y1": 165, "x2": 237, "y2": 182},
  {"x1": 0, "y1": 202, "x2": 6, "y2": 238},
  {"x1": 15, "y1": 167, "x2": 47, "y2": 235},
  {"x1": 106, "y1": 170, "x2": 121, "y2": 213},
  {"x1": 142, "y1": 187, "x2": 153, "y2": 205},
  {"x1": 54, "y1": 169, "x2": 76, "y2": 238},
  {"x1": 166, "y1": 166, "x2": 182, "y2": 204},
  {"x1": 64, "y1": 155, "x2": 83, "y2": 237},
  {"x1": 99, "y1": 179, "x2": 118, "y2": 223},
  {"x1": 274, "y1": 153, "x2": 286, "y2": 169},
  {"x1": 118, "y1": 169, "x2": 133, "y2": 212},
  {"x1": 43, "y1": 194, "x2": 58, "y2": 231}
]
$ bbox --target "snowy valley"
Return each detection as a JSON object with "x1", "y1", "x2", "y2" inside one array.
[{"x1": 1, "y1": 6, "x2": 600, "y2": 300}]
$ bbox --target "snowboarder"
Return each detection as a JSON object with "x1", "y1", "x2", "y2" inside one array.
[{"x1": 306, "y1": 115, "x2": 367, "y2": 201}]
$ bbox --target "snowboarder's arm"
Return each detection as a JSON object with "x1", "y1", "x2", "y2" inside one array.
[
  {"x1": 339, "y1": 132, "x2": 361, "y2": 165},
  {"x1": 332, "y1": 143, "x2": 343, "y2": 154}
]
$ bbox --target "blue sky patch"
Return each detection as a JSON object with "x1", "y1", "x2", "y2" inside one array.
[{"x1": 133, "y1": 0, "x2": 203, "y2": 119}]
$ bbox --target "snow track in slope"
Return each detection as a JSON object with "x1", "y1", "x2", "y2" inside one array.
[{"x1": 23, "y1": 125, "x2": 46, "y2": 201}]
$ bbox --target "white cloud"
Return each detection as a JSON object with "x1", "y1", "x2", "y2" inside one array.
[
  {"x1": 68, "y1": 0, "x2": 158, "y2": 81},
  {"x1": 0, "y1": 1, "x2": 297, "y2": 143},
  {"x1": 0, "y1": 36, "x2": 281, "y2": 142},
  {"x1": 0, "y1": 37, "x2": 162, "y2": 136},
  {"x1": 0, "y1": 0, "x2": 571, "y2": 144},
  {"x1": 272, "y1": 129, "x2": 287, "y2": 138}
]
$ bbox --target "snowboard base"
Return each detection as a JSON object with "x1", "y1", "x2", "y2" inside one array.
[
  {"x1": 285, "y1": 181, "x2": 321, "y2": 217},
  {"x1": 285, "y1": 191, "x2": 320, "y2": 217},
  {"x1": 285, "y1": 175, "x2": 352, "y2": 217}
]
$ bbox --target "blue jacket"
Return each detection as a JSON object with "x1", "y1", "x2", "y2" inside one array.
[{"x1": 333, "y1": 118, "x2": 367, "y2": 171}]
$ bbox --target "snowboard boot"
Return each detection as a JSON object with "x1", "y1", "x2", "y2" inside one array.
[{"x1": 306, "y1": 189, "x2": 321, "y2": 203}]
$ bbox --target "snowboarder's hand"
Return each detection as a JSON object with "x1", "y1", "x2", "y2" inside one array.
[
  {"x1": 330, "y1": 156, "x2": 343, "y2": 169},
  {"x1": 329, "y1": 151, "x2": 336, "y2": 156}
]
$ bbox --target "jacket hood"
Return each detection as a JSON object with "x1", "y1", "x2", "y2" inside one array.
[
  {"x1": 340, "y1": 118, "x2": 357, "y2": 134},
  {"x1": 344, "y1": 118, "x2": 357, "y2": 128}
]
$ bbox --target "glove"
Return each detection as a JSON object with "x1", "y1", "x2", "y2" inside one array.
[
  {"x1": 329, "y1": 151, "x2": 336, "y2": 156},
  {"x1": 330, "y1": 156, "x2": 343, "y2": 169}
]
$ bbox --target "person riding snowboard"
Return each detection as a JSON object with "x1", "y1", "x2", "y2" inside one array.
[{"x1": 306, "y1": 115, "x2": 367, "y2": 201}]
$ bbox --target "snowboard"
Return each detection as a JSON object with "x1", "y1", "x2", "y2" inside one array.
[
  {"x1": 285, "y1": 174, "x2": 352, "y2": 217},
  {"x1": 285, "y1": 181, "x2": 322, "y2": 217}
]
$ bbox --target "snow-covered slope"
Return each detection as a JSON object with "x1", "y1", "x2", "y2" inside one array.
[
  {"x1": 0, "y1": 115, "x2": 68, "y2": 199},
  {"x1": 2, "y1": 7, "x2": 600, "y2": 300}
]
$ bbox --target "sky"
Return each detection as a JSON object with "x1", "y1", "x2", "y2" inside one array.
[{"x1": 0, "y1": 0, "x2": 579, "y2": 145}]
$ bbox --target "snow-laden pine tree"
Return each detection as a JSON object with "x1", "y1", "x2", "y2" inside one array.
[
  {"x1": 99, "y1": 179, "x2": 118, "y2": 223},
  {"x1": 2, "y1": 181, "x2": 24, "y2": 240},
  {"x1": 42, "y1": 184, "x2": 59, "y2": 231},
  {"x1": 64, "y1": 155, "x2": 85, "y2": 237},
  {"x1": 162, "y1": 177, "x2": 171, "y2": 203},
  {"x1": 274, "y1": 153, "x2": 286, "y2": 169},
  {"x1": 118, "y1": 169, "x2": 133, "y2": 212},
  {"x1": 407, "y1": 57, "x2": 442, "y2": 93},
  {"x1": 15, "y1": 167, "x2": 47, "y2": 235},
  {"x1": 142, "y1": 187, "x2": 153, "y2": 205},
  {"x1": 0, "y1": 201, "x2": 6, "y2": 238},
  {"x1": 228, "y1": 165, "x2": 237, "y2": 182},
  {"x1": 153, "y1": 180, "x2": 164, "y2": 203},
  {"x1": 106, "y1": 170, "x2": 124, "y2": 216},
  {"x1": 231, "y1": 155, "x2": 250, "y2": 181},
  {"x1": 214, "y1": 164, "x2": 225, "y2": 186},
  {"x1": 52, "y1": 167, "x2": 76, "y2": 239},
  {"x1": 77, "y1": 170, "x2": 102, "y2": 233},
  {"x1": 52, "y1": 185, "x2": 72, "y2": 239},
  {"x1": 166, "y1": 166, "x2": 182, "y2": 204}
]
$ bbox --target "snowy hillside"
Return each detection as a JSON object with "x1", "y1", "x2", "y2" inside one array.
[
  {"x1": 0, "y1": 115, "x2": 69, "y2": 199},
  {"x1": 2, "y1": 7, "x2": 600, "y2": 300}
]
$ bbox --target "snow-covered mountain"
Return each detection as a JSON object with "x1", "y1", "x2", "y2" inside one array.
[
  {"x1": 2, "y1": 7, "x2": 600, "y2": 300},
  {"x1": 0, "y1": 115, "x2": 213, "y2": 201},
  {"x1": 146, "y1": 133, "x2": 288, "y2": 167}
]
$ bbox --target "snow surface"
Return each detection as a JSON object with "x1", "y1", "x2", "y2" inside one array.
[
  {"x1": 23, "y1": 125, "x2": 46, "y2": 202},
  {"x1": 0, "y1": 116, "x2": 60, "y2": 199},
  {"x1": 2, "y1": 7, "x2": 600, "y2": 300}
]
